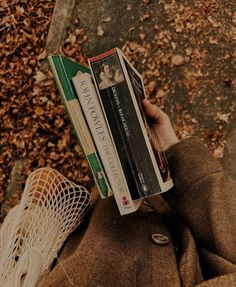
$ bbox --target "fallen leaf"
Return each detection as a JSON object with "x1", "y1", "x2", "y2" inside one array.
[
  {"x1": 185, "y1": 47, "x2": 193, "y2": 56},
  {"x1": 128, "y1": 27, "x2": 135, "y2": 34},
  {"x1": 37, "y1": 50, "x2": 47, "y2": 60},
  {"x1": 218, "y1": 113, "x2": 230, "y2": 123},
  {"x1": 213, "y1": 146, "x2": 224, "y2": 158},
  {"x1": 172, "y1": 55, "x2": 185, "y2": 66},
  {"x1": 140, "y1": 14, "x2": 150, "y2": 21},
  {"x1": 146, "y1": 80, "x2": 157, "y2": 94},
  {"x1": 139, "y1": 33, "x2": 146, "y2": 40},
  {"x1": 156, "y1": 89, "x2": 165, "y2": 98},
  {"x1": 34, "y1": 70, "x2": 47, "y2": 83},
  {"x1": 209, "y1": 36, "x2": 218, "y2": 44},
  {"x1": 34, "y1": 107, "x2": 45, "y2": 116}
]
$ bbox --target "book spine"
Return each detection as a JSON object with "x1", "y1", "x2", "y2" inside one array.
[
  {"x1": 48, "y1": 56, "x2": 112, "y2": 199},
  {"x1": 89, "y1": 49, "x2": 173, "y2": 200},
  {"x1": 72, "y1": 72, "x2": 142, "y2": 215}
]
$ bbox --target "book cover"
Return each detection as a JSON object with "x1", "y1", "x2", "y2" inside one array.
[
  {"x1": 72, "y1": 72, "x2": 142, "y2": 215},
  {"x1": 48, "y1": 55, "x2": 112, "y2": 198},
  {"x1": 88, "y1": 48, "x2": 173, "y2": 200}
]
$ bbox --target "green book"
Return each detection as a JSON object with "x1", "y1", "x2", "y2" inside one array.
[{"x1": 48, "y1": 55, "x2": 112, "y2": 198}]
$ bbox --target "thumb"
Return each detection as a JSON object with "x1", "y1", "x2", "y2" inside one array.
[{"x1": 142, "y1": 99, "x2": 163, "y2": 123}]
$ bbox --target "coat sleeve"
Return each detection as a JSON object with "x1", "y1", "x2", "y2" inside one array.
[{"x1": 165, "y1": 137, "x2": 236, "y2": 266}]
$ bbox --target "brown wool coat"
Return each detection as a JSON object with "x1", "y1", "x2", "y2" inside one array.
[{"x1": 37, "y1": 137, "x2": 236, "y2": 287}]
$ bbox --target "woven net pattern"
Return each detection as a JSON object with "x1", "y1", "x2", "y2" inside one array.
[{"x1": 0, "y1": 167, "x2": 91, "y2": 286}]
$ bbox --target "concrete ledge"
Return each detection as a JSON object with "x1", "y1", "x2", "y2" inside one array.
[{"x1": 46, "y1": 0, "x2": 75, "y2": 54}]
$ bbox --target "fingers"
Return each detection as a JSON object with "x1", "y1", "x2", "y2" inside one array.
[
  {"x1": 142, "y1": 99, "x2": 179, "y2": 150},
  {"x1": 142, "y1": 99, "x2": 163, "y2": 122}
]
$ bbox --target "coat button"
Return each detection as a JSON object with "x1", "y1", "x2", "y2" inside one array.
[{"x1": 151, "y1": 233, "x2": 170, "y2": 246}]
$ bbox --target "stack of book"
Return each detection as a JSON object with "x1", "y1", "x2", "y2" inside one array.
[{"x1": 48, "y1": 48, "x2": 173, "y2": 215}]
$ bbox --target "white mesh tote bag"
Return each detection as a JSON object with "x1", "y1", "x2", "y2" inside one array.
[{"x1": 0, "y1": 167, "x2": 91, "y2": 287}]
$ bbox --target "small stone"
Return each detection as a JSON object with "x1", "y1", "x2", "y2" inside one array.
[
  {"x1": 101, "y1": 16, "x2": 111, "y2": 23},
  {"x1": 191, "y1": 118, "x2": 198, "y2": 124},
  {"x1": 172, "y1": 55, "x2": 185, "y2": 66},
  {"x1": 127, "y1": 4, "x2": 133, "y2": 11},
  {"x1": 97, "y1": 25, "x2": 104, "y2": 36}
]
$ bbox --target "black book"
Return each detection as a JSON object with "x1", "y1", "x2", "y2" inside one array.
[{"x1": 88, "y1": 48, "x2": 173, "y2": 201}]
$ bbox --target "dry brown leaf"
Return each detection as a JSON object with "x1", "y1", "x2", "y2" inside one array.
[
  {"x1": 172, "y1": 55, "x2": 185, "y2": 66},
  {"x1": 34, "y1": 70, "x2": 47, "y2": 84},
  {"x1": 218, "y1": 113, "x2": 230, "y2": 123},
  {"x1": 16, "y1": 6, "x2": 24, "y2": 16},
  {"x1": 37, "y1": 50, "x2": 47, "y2": 60},
  {"x1": 156, "y1": 89, "x2": 165, "y2": 98},
  {"x1": 213, "y1": 146, "x2": 224, "y2": 159},
  {"x1": 139, "y1": 33, "x2": 146, "y2": 40},
  {"x1": 140, "y1": 14, "x2": 150, "y2": 22},
  {"x1": 34, "y1": 107, "x2": 45, "y2": 116}
]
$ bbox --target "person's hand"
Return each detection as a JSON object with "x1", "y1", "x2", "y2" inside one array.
[{"x1": 142, "y1": 99, "x2": 179, "y2": 151}]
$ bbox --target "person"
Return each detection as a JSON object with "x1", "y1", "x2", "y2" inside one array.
[
  {"x1": 38, "y1": 100, "x2": 236, "y2": 287},
  {"x1": 98, "y1": 63, "x2": 124, "y2": 90}
]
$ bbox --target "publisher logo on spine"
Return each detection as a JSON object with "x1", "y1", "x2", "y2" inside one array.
[{"x1": 122, "y1": 196, "x2": 130, "y2": 208}]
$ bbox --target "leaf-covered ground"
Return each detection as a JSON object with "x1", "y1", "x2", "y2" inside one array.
[
  {"x1": 0, "y1": 0, "x2": 236, "y2": 218},
  {"x1": 0, "y1": 0, "x2": 91, "y2": 217}
]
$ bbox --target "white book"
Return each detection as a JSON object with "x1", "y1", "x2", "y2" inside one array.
[
  {"x1": 48, "y1": 55, "x2": 112, "y2": 199},
  {"x1": 72, "y1": 72, "x2": 142, "y2": 215}
]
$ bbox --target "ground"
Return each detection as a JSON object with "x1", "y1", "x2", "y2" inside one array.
[{"x1": 0, "y1": 0, "x2": 235, "y2": 220}]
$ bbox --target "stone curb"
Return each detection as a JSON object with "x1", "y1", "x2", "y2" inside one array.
[
  {"x1": 0, "y1": 159, "x2": 28, "y2": 221},
  {"x1": 46, "y1": 0, "x2": 75, "y2": 54},
  {"x1": 40, "y1": 0, "x2": 75, "y2": 71}
]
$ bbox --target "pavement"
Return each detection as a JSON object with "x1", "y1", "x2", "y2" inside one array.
[{"x1": 45, "y1": 0, "x2": 236, "y2": 180}]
